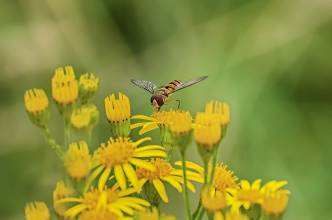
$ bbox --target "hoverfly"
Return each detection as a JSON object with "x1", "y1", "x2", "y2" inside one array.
[{"x1": 130, "y1": 76, "x2": 208, "y2": 111}]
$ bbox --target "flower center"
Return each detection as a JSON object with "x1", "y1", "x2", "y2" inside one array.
[
  {"x1": 213, "y1": 165, "x2": 238, "y2": 191},
  {"x1": 97, "y1": 138, "x2": 135, "y2": 167},
  {"x1": 136, "y1": 158, "x2": 172, "y2": 181}
]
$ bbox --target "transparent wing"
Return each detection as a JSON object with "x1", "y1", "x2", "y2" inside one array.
[
  {"x1": 174, "y1": 75, "x2": 208, "y2": 92},
  {"x1": 130, "y1": 79, "x2": 157, "y2": 94}
]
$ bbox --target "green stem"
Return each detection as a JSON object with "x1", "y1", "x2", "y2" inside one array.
[
  {"x1": 181, "y1": 151, "x2": 193, "y2": 220},
  {"x1": 64, "y1": 120, "x2": 70, "y2": 148},
  {"x1": 196, "y1": 208, "x2": 206, "y2": 220},
  {"x1": 42, "y1": 127, "x2": 64, "y2": 159},
  {"x1": 87, "y1": 127, "x2": 93, "y2": 148},
  {"x1": 209, "y1": 148, "x2": 219, "y2": 185},
  {"x1": 193, "y1": 204, "x2": 204, "y2": 220}
]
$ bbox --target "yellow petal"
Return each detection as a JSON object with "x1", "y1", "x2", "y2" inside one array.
[
  {"x1": 131, "y1": 115, "x2": 156, "y2": 121},
  {"x1": 118, "y1": 187, "x2": 138, "y2": 197},
  {"x1": 186, "y1": 181, "x2": 196, "y2": 192},
  {"x1": 170, "y1": 170, "x2": 203, "y2": 179},
  {"x1": 132, "y1": 137, "x2": 152, "y2": 147},
  {"x1": 134, "y1": 150, "x2": 166, "y2": 158},
  {"x1": 174, "y1": 161, "x2": 204, "y2": 174},
  {"x1": 117, "y1": 197, "x2": 150, "y2": 207},
  {"x1": 252, "y1": 179, "x2": 262, "y2": 190},
  {"x1": 130, "y1": 122, "x2": 145, "y2": 129},
  {"x1": 117, "y1": 200, "x2": 145, "y2": 210},
  {"x1": 135, "y1": 145, "x2": 165, "y2": 152},
  {"x1": 129, "y1": 158, "x2": 156, "y2": 171},
  {"x1": 172, "y1": 176, "x2": 196, "y2": 192},
  {"x1": 111, "y1": 203, "x2": 134, "y2": 215},
  {"x1": 64, "y1": 204, "x2": 87, "y2": 218},
  {"x1": 241, "y1": 180, "x2": 250, "y2": 190},
  {"x1": 139, "y1": 122, "x2": 159, "y2": 134},
  {"x1": 122, "y1": 163, "x2": 139, "y2": 189},
  {"x1": 152, "y1": 179, "x2": 168, "y2": 203},
  {"x1": 107, "y1": 206, "x2": 124, "y2": 217},
  {"x1": 115, "y1": 165, "x2": 127, "y2": 190},
  {"x1": 161, "y1": 176, "x2": 182, "y2": 192},
  {"x1": 98, "y1": 167, "x2": 112, "y2": 190},
  {"x1": 84, "y1": 165, "x2": 104, "y2": 192},
  {"x1": 55, "y1": 197, "x2": 83, "y2": 204},
  {"x1": 138, "y1": 178, "x2": 148, "y2": 188},
  {"x1": 214, "y1": 211, "x2": 224, "y2": 220}
]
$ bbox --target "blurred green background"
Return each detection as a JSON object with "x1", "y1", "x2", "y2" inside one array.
[{"x1": 1, "y1": 0, "x2": 331, "y2": 219}]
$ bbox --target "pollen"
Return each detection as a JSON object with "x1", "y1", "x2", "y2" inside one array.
[
  {"x1": 136, "y1": 158, "x2": 173, "y2": 181},
  {"x1": 213, "y1": 164, "x2": 238, "y2": 192},
  {"x1": 96, "y1": 137, "x2": 136, "y2": 167},
  {"x1": 24, "y1": 89, "x2": 49, "y2": 113},
  {"x1": 105, "y1": 93, "x2": 131, "y2": 123},
  {"x1": 52, "y1": 66, "x2": 78, "y2": 105},
  {"x1": 64, "y1": 141, "x2": 91, "y2": 179}
]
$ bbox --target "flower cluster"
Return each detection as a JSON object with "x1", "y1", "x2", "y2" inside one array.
[{"x1": 23, "y1": 66, "x2": 290, "y2": 220}]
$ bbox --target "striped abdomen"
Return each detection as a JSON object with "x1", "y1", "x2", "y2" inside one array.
[{"x1": 158, "y1": 80, "x2": 181, "y2": 96}]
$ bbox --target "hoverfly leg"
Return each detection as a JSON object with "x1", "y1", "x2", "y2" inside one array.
[{"x1": 175, "y1": 99, "x2": 181, "y2": 109}]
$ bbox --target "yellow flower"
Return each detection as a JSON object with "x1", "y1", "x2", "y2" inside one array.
[
  {"x1": 53, "y1": 181, "x2": 74, "y2": 216},
  {"x1": 24, "y1": 89, "x2": 49, "y2": 114},
  {"x1": 194, "y1": 112, "x2": 221, "y2": 148},
  {"x1": 105, "y1": 93, "x2": 130, "y2": 122},
  {"x1": 201, "y1": 187, "x2": 227, "y2": 212},
  {"x1": 52, "y1": 65, "x2": 78, "y2": 105},
  {"x1": 205, "y1": 101, "x2": 230, "y2": 127},
  {"x1": 56, "y1": 185, "x2": 150, "y2": 219},
  {"x1": 79, "y1": 73, "x2": 99, "y2": 103},
  {"x1": 131, "y1": 110, "x2": 185, "y2": 135},
  {"x1": 79, "y1": 209, "x2": 131, "y2": 220},
  {"x1": 136, "y1": 158, "x2": 203, "y2": 203},
  {"x1": 168, "y1": 111, "x2": 192, "y2": 152},
  {"x1": 90, "y1": 137, "x2": 166, "y2": 190},
  {"x1": 71, "y1": 104, "x2": 99, "y2": 129},
  {"x1": 168, "y1": 111, "x2": 192, "y2": 134},
  {"x1": 24, "y1": 89, "x2": 49, "y2": 127},
  {"x1": 227, "y1": 179, "x2": 263, "y2": 210},
  {"x1": 25, "y1": 201, "x2": 50, "y2": 220},
  {"x1": 224, "y1": 210, "x2": 249, "y2": 220},
  {"x1": 131, "y1": 110, "x2": 180, "y2": 154},
  {"x1": 261, "y1": 181, "x2": 289, "y2": 215},
  {"x1": 105, "y1": 93, "x2": 131, "y2": 137},
  {"x1": 64, "y1": 141, "x2": 91, "y2": 179},
  {"x1": 213, "y1": 164, "x2": 238, "y2": 192},
  {"x1": 136, "y1": 208, "x2": 176, "y2": 220}
]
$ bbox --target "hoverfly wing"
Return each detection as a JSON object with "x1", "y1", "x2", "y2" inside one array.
[
  {"x1": 130, "y1": 79, "x2": 157, "y2": 94},
  {"x1": 174, "y1": 75, "x2": 208, "y2": 92}
]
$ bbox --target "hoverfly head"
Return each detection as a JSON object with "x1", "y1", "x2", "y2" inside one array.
[{"x1": 150, "y1": 95, "x2": 164, "y2": 111}]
